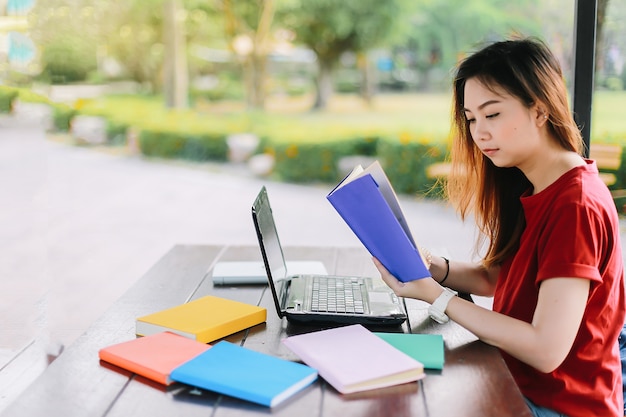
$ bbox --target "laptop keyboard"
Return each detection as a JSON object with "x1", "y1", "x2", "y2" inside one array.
[{"x1": 310, "y1": 276, "x2": 365, "y2": 314}]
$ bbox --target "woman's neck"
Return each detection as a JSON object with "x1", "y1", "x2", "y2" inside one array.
[{"x1": 524, "y1": 149, "x2": 585, "y2": 195}]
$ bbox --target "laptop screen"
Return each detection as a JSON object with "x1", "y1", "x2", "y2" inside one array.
[
  {"x1": 252, "y1": 187, "x2": 288, "y2": 279},
  {"x1": 252, "y1": 186, "x2": 290, "y2": 316}
]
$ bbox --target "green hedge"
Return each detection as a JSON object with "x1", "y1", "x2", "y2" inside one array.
[
  {"x1": 378, "y1": 140, "x2": 448, "y2": 196},
  {"x1": 269, "y1": 136, "x2": 449, "y2": 195},
  {"x1": 139, "y1": 129, "x2": 228, "y2": 161},
  {"x1": 52, "y1": 103, "x2": 77, "y2": 132},
  {"x1": 106, "y1": 120, "x2": 130, "y2": 145},
  {"x1": 271, "y1": 137, "x2": 380, "y2": 184},
  {"x1": 0, "y1": 86, "x2": 19, "y2": 113},
  {"x1": 273, "y1": 142, "x2": 342, "y2": 183}
]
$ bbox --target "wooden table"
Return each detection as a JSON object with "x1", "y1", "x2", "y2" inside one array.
[{"x1": 1, "y1": 245, "x2": 532, "y2": 417}]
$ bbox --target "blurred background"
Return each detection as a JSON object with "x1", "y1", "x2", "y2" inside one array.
[
  {"x1": 1, "y1": 0, "x2": 626, "y2": 410},
  {"x1": 1, "y1": 0, "x2": 625, "y2": 191}
]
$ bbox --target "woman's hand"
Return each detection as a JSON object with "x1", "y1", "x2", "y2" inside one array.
[{"x1": 372, "y1": 257, "x2": 443, "y2": 304}]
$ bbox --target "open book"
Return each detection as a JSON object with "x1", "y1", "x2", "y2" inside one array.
[{"x1": 327, "y1": 160, "x2": 430, "y2": 282}]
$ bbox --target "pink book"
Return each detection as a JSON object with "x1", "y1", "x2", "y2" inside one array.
[
  {"x1": 282, "y1": 324, "x2": 424, "y2": 394},
  {"x1": 99, "y1": 332, "x2": 210, "y2": 385}
]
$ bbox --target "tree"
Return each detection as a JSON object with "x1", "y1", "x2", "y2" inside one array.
[
  {"x1": 281, "y1": 0, "x2": 403, "y2": 110},
  {"x1": 29, "y1": 0, "x2": 105, "y2": 83},
  {"x1": 217, "y1": 0, "x2": 276, "y2": 110},
  {"x1": 163, "y1": 0, "x2": 188, "y2": 108},
  {"x1": 102, "y1": 0, "x2": 166, "y2": 93},
  {"x1": 390, "y1": 0, "x2": 541, "y2": 91},
  {"x1": 595, "y1": 0, "x2": 609, "y2": 74}
]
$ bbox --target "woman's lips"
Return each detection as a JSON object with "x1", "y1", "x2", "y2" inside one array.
[{"x1": 482, "y1": 148, "x2": 498, "y2": 157}]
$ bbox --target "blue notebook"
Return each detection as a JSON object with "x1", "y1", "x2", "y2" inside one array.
[
  {"x1": 327, "y1": 161, "x2": 430, "y2": 282},
  {"x1": 170, "y1": 341, "x2": 317, "y2": 407}
]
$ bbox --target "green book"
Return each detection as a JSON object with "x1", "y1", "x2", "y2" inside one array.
[{"x1": 374, "y1": 333, "x2": 445, "y2": 370}]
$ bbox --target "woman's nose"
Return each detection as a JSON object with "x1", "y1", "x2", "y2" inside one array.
[{"x1": 472, "y1": 119, "x2": 488, "y2": 141}]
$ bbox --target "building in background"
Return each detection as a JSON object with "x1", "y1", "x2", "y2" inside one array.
[{"x1": 0, "y1": 0, "x2": 36, "y2": 81}]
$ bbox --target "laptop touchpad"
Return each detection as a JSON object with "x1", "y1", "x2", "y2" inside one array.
[{"x1": 369, "y1": 291, "x2": 394, "y2": 304}]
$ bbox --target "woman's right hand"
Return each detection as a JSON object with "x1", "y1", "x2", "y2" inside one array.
[{"x1": 372, "y1": 257, "x2": 445, "y2": 304}]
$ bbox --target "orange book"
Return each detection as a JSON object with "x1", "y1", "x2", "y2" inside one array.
[
  {"x1": 135, "y1": 295, "x2": 267, "y2": 343},
  {"x1": 98, "y1": 332, "x2": 210, "y2": 385}
]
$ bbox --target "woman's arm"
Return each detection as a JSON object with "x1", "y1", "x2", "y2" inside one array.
[
  {"x1": 375, "y1": 258, "x2": 590, "y2": 373},
  {"x1": 428, "y1": 255, "x2": 499, "y2": 297}
]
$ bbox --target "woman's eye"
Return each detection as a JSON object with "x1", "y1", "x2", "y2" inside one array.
[
  {"x1": 466, "y1": 118, "x2": 475, "y2": 124},
  {"x1": 486, "y1": 113, "x2": 500, "y2": 119}
]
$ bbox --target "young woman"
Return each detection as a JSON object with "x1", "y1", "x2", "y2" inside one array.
[{"x1": 375, "y1": 38, "x2": 626, "y2": 417}]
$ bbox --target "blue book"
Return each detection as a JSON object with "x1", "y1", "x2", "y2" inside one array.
[
  {"x1": 170, "y1": 341, "x2": 317, "y2": 407},
  {"x1": 327, "y1": 161, "x2": 430, "y2": 282}
]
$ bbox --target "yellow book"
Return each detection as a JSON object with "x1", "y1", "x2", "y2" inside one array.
[{"x1": 136, "y1": 296, "x2": 267, "y2": 343}]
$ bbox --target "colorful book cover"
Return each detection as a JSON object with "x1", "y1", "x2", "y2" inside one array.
[
  {"x1": 135, "y1": 295, "x2": 266, "y2": 343},
  {"x1": 327, "y1": 162, "x2": 430, "y2": 282},
  {"x1": 374, "y1": 333, "x2": 445, "y2": 370},
  {"x1": 282, "y1": 324, "x2": 425, "y2": 394},
  {"x1": 170, "y1": 340, "x2": 318, "y2": 407},
  {"x1": 98, "y1": 332, "x2": 210, "y2": 385}
]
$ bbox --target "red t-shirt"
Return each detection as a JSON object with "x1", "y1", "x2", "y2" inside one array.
[{"x1": 493, "y1": 161, "x2": 625, "y2": 417}]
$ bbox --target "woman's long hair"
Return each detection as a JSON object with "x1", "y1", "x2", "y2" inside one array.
[{"x1": 447, "y1": 37, "x2": 583, "y2": 267}]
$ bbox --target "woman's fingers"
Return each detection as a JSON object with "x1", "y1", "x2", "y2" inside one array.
[{"x1": 372, "y1": 257, "x2": 405, "y2": 293}]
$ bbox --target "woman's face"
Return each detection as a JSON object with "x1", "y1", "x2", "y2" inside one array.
[{"x1": 463, "y1": 78, "x2": 542, "y2": 170}]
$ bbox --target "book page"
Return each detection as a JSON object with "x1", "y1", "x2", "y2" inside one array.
[
  {"x1": 361, "y1": 161, "x2": 416, "y2": 247},
  {"x1": 330, "y1": 164, "x2": 364, "y2": 192}
]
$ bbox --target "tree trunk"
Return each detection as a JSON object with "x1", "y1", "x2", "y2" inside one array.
[
  {"x1": 163, "y1": 0, "x2": 188, "y2": 109},
  {"x1": 236, "y1": 0, "x2": 274, "y2": 110},
  {"x1": 358, "y1": 52, "x2": 375, "y2": 106},
  {"x1": 250, "y1": 52, "x2": 267, "y2": 109},
  {"x1": 313, "y1": 59, "x2": 333, "y2": 110},
  {"x1": 595, "y1": 0, "x2": 609, "y2": 74}
]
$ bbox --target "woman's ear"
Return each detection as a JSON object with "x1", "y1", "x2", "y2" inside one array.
[{"x1": 533, "y1": 103, "x2": 549, "y2": 127}]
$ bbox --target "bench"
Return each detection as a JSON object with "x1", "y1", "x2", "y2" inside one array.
[
  {"x1": 588, "y1": 144, "x2": 625, "y2": 194},
  {"x1": 426, "y1": 143, "x2": 625, "y2": 200}
]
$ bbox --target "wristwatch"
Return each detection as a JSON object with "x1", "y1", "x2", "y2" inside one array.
[{"x1": 428, "y1": 288, "x2": 457, "y2": 324}]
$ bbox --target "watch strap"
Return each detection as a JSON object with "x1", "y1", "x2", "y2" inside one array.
[{"x1": 428, "y1": 288, "x2": 457, "y2": 324}]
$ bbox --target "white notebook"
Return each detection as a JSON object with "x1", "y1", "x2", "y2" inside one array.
[{"x1": 212, "y1": 261, "x2": 327, "y2": 285}]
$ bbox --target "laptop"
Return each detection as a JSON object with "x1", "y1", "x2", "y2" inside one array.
[{"x1": 251, "y1": 186, "x2": 407, "y2": 326}]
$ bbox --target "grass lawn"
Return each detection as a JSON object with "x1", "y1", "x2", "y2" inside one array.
[
  {"x1": 591, "y1": 90, "x2": 626, "y2": 139},
  {"x1": 81, "y1": 90, "x2": 626, "y2": 144}
]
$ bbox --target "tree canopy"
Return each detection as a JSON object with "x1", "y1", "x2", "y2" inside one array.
[{"x1": 25, "y1": 0, "x2": 622, "y2": 110}]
